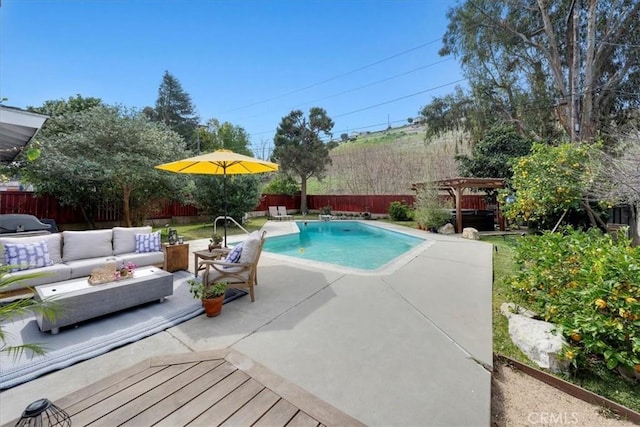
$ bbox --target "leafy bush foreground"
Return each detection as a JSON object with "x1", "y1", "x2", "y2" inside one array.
[{"x1": 508, "y1": 227, "x2": 640, "y2": 376}]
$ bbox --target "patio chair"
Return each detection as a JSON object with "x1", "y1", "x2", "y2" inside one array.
[
  {"x1": 277, "y1": 206, "x2": 293, "y2": 220},
  {"x1": 201, "y1": 230, "x2": 266, "y2": 302},
  {"x1": 268, "y1": 206, "x2": 281, "y2": 220}
]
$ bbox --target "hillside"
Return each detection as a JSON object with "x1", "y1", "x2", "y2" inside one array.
[{"x1": 307, "y1": 124, "x2": 471, "y2": 195}]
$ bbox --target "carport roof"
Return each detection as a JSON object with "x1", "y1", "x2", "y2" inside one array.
[{"x1": 0, "y1": 105, "x2": 48, "y2": 163}]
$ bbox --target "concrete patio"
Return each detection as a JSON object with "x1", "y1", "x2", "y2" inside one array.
[{"x1": 0, "y1": 222, "x2": 494, "y2": 426}]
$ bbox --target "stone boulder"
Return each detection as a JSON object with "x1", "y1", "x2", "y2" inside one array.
[
  {"x1": 501, "y1": 303, "x2": 569, "y2": 374},
  {"x1": 438, "y1": 223, "x2": 455, "y2": 235},
  {"x1": 462, "y1": 227, "x2": 479, "y2": 240}
]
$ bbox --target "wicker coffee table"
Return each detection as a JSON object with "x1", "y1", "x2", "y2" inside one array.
[{"x1": 34, "y1": 266, "x2": 173, "y2": 334}]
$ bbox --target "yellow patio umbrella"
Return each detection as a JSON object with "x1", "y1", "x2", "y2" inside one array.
[{"x1": 155, "y1": 149, "x2": 279, "y2": 245}]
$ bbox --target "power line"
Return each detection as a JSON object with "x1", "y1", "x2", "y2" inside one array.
[
  {"x1": 248, "y1": 78, "x2": 467, "y2": 138},
  {"x1": 232, "y1": 58, "x2": 454, "y2": 123},
  {"x1": 215, "y1": 38, "x2": 443, "y2": 115},
  {"x1": 290, "y1": 59, "x2": 454, "y2": 110},
  {"x1": 332, "y1": 79, "x2": 467, "y2": 119}
]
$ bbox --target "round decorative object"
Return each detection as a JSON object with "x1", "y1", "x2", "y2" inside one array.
[{"x1": 16, "y1": 398, "x2": 71, "y2": 426}]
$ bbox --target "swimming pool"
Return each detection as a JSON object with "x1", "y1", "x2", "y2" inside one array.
[{"x1": 262, "y1": 221, "x2": 426, "y2": 271}]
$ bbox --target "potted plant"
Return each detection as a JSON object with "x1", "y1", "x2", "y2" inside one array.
[
  {"x1": 208, "y1": 232, "x2": 223, "y2": 252},
  {"x1": 188, "y1": 278, "x2": 227, "y2": 317}
]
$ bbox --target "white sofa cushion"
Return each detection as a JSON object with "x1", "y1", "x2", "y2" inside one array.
[
  {"x1": 239, "y1": 231, "x2": 261, "y2": 264},
  {"x1": 0, "y1": 233, "x2": 63, "y2": 264},
  {"x1": 4, "y1": 264, "x2": 72, "y2": 292},
  {"x1": 115, "y1": 252, "x2": 164, "y2": 269},
  {"x1": 113, "y1": 226, "x2": 152, "y2": 255},
  {"x1": 62, "y1": 230, "x2": 113, "y2": 262}
]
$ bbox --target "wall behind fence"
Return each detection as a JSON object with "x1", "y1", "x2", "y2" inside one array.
[{"x1": 2, "y1": 191, "x2": 488, "y2": 225}]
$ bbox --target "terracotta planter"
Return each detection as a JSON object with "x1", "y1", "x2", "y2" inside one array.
[{"x1": 202, "y1": 295, "x2": 224, "y2": 317}]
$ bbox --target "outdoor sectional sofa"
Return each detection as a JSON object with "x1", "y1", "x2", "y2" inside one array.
[{"x1": 0, "y1": 226, "x2": 164, "y2": 292}]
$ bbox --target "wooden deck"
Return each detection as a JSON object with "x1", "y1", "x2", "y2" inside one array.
[{"x1": 32, "y1": 350, "x2": 363, "y2": 426}]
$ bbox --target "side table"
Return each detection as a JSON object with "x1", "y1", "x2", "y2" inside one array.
[
  {"x1": 193, "y1": 248, "x2": 229, "y2": 277},
  {"x1": 163, "y1": 243, "x2": 189, "y2": 272}
]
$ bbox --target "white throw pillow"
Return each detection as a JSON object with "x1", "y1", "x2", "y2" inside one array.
[
  {"x1": 113, "y1": 226, "x2": 152, "y2": 254},
  {"x1": 224, "y1": 243, "x2": 243, "y2": 263},
  {"x1": 4, "y1": 241, "x2": 53, "y2": 272},
  {"x1": 134, "y1": 231, "x2": 162, "y2": 253}
]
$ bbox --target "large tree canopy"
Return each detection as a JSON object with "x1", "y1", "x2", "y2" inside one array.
[
  {"x1": 272, "y1": 107, "x2": 335, "y2": 213},
  {"x1": 195, "y1": 119, "x2": 253, "y2": 156},
  {"x1": 22, "y1": 104, "x2": 190, "y2": 227},
  {"x1": 145, "y1": 71, "x2": 200, "y2": 145},
  {"x1": 424, "y1": 0, "x2": 640, "y2": 143},
  {"x1": 456, "y1": 125, "x2": 533, "y2": 181}
]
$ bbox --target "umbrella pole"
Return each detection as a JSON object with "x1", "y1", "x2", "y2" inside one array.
[{"x1": 223, "y1": 170, "x2": 228, "y2": 248}]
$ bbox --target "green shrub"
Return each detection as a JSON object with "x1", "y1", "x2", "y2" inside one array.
[
  {"x1": 508, "y1": 227, "x2": 640, "y2": 374},
  {"x1": 412, "y1": 185, "x2": 452, "y2": 229},
  {"x1": 388, "y1": 201, "x2": 413, "y2": 221}
]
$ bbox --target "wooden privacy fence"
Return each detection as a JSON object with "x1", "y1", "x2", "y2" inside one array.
[{"x1": 1, "y1": 191, "x2": 489, "y2": 225}]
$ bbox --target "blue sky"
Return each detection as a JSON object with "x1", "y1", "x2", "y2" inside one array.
[{"x1": 1, "y1": 0, "x2": 465, "y2": 154}]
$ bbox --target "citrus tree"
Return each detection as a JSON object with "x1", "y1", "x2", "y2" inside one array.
[
  {"x1": 509, "y1": 227, "x2": 640, "y2": 375},
  {"x1": 500, "y1": 142, "x2": 602, "y2": 230}
]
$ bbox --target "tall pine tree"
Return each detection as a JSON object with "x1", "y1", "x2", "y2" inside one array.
[{"x1": 146, "y1": 71, "x2": 200, "y2": 145}]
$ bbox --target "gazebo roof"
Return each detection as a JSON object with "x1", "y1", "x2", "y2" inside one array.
[
  {"x1": 412, "y1": 177, "x2": 506, "y2": 191},
  {"x1": 0, "y1": 105, "x2": 48, "y2": 163},
  {"x1": 435, "y1": 177, "x2": 506, "y2": 190}
]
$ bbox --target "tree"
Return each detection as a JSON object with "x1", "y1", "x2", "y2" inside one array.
[
  {"x1": 192, "y1": 174, "x2": 261, "y2": 224},
  {"x1": 272, "y1": 107, "x2": 335, "y2": 213},
  {"x1": 262, "y1": 174, "x2": 300, "y2": 195},
  {"x1": 499, "y1": 142, "x2": 602, "y2": 230},
  {"x1": 146, "y1": 71, "x2": 200, "y2": 145},
  {"x1": 456, "y1": 125, "x2": 533, "y2": 181},
  {"x1": 22, "y1": 105, "x2": 190, "y2": 227},
  {"x1": 591, "y1": 127, "x2": 640, "y2": 245},
  {"x1": 196, "y1": 119, "x2": 253, "y2": 155},
  {"x1": 425, "y1": 0, "x2": 640, "y2": 143}
]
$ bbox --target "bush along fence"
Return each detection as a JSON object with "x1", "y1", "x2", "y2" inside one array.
[{"x1": 1, "y1": 191, "x2": 490, "y2": 226}]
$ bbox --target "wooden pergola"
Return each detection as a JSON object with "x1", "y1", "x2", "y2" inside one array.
[{"x1": 412, "y1": 177, "x2": 506, "y2": 233}]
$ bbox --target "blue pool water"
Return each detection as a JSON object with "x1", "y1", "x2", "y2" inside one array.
[{"x1": 262, "y1": 221, "x2": 425, "y2": 270}]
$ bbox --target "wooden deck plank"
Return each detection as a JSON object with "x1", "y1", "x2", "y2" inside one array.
[
  {"x1": 91, "y1": 359, "x2": 224, "y2": 426},
  {"x1": 71, "y1": 362, "x2": 195, "y2": 426},
  {"x1": 53, "y1": 359, "x2": 154, "y2": 413},
  {"x1": 155, "y1": 369, "x2": 250, "y2": 427},
  {"x1": 253, "y1": 399, "x2": 299, "y2": 427},
  {"x1": 286, "y1": 410, "x2": 321, "y2": 427},
  {"x1": 48, "y1": 351, "x2": 363, "y2": 427},
  {"x1": 62, "y1": 364, "x2": 165, "y2": 416},
  {"x1": 125, "y1": 361, "x2": 237, "y2": 426},
  {"x1": 219, "y1": 387, "x2": 280, "y2": 426},
  {"x1": 226, "y1": 350, "x2": 364, "y2": 426},
  {"x1": 190, "y1": 378, "x2": 264, "y2": 426}
]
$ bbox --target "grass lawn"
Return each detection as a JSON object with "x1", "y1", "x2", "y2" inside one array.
[
  {"x1": 483, "y1": 235, "x2": 640, "y2": 413},
  {"x1": 153, "y1": 217, "x2": 269, "y2": 242}
]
